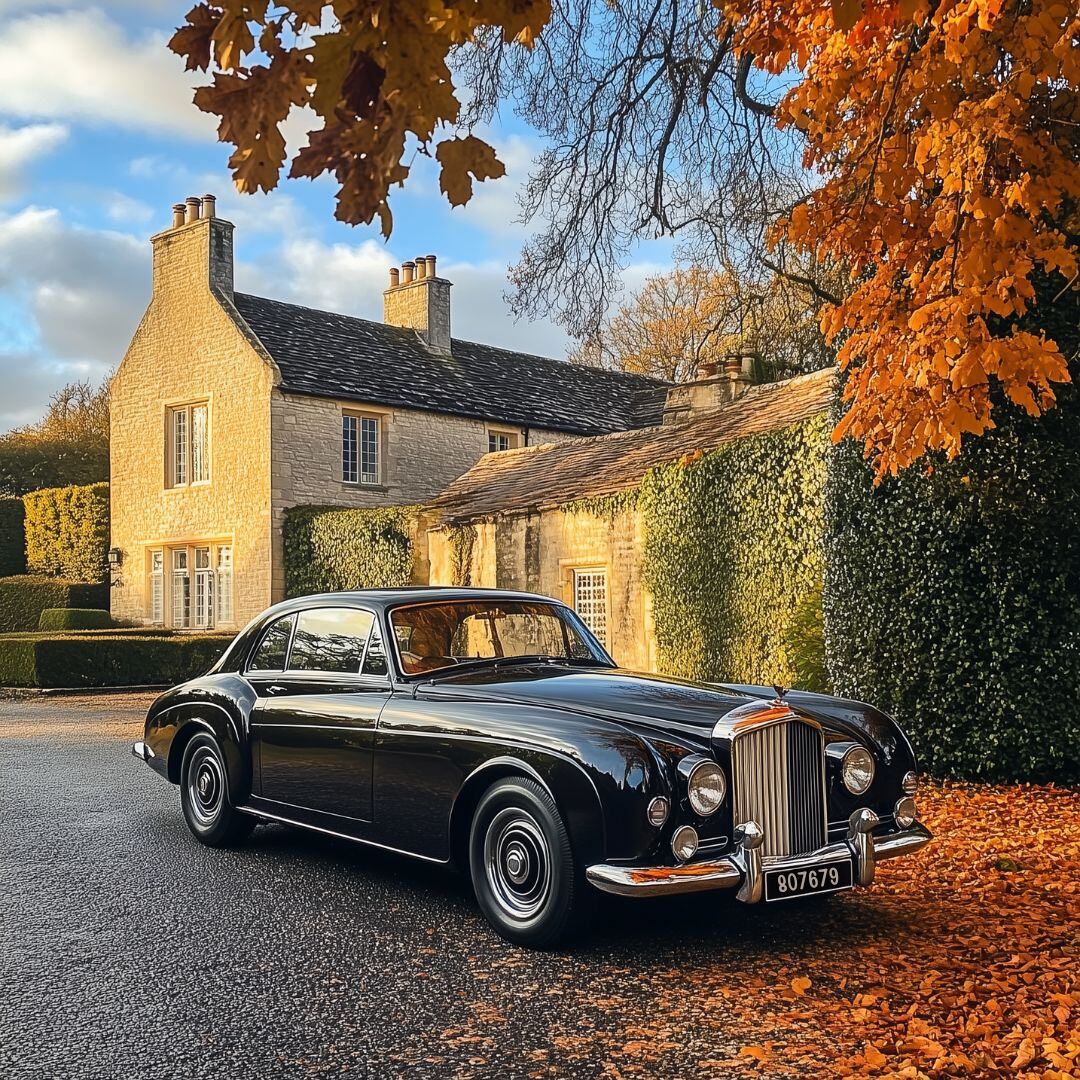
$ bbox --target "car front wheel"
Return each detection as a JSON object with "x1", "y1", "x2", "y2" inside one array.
[
  {"x1": 179, "y1": 733, "x2": 254, "y2": 848},
  {"x1": 469, "y1": 777, "x2": 595, "y2": 948}
]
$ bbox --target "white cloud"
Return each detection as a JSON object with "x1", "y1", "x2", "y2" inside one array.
[
  {"x1": 0, "y1": 205, "x2": 147, "y2": 371},
  {"x1": 0, "y1": 9, "x2": 213, "y2": 138},
  {"x1": 104, "y1": 191, "x2": 153, "y2": 226},
  {"x1": 0, "y1": 122, "x2": 68, "y2": 199}
]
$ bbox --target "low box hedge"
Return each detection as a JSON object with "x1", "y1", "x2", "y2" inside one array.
[
  {"x1": 0, "y1": 632, "x2": 233, "y2": 688},
  {"x1": 0, "y1": 576, "x2": 110, "y2": 632},
  {"x1": 38, "y1": 607, "x2": 113, "y2": 631}
]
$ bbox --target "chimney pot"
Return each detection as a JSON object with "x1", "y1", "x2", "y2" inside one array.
[
  {"x1": 425, "y1": 255, "x2": 437, "y2": 278},
  {"x1": 402, "y1": 261, "x2": 415, "y2": 284},
  {"x1": 201, "y1": 194, "x2": 216, "y2": 219},
  {"x1": 184, "y1": 197, "x2": 201, "y2": 225},
  {"x1": 696, "y1": 359, "x2": 719, "y2": 380},
  {"x1": 415, "y1": 257, "x2": 427, "y2": 280},
  {"x1": 389, "y1": 267, "x2": 400, "y2": 288},
  {"x1": 171, "y1": 203, "x2": 186, "y2": 229}
]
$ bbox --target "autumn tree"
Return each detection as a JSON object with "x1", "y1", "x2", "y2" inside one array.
[
  {"x1": 0, "y1": 379, "x2": 110, "y2": 496},
  {"x1": 572, "y1": 265, "x2": 829, "y2": 383},
  {"x1": 171, "y1": 1, "x2": 1078, "y2": 476}
]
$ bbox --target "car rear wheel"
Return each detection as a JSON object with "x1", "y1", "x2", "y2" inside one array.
[
  {"x1": 469, "y1": 777, "x2": 595, "y2": 948},
  {"x1": 180, "y1": 733, "x2": 254, "y2": 848}
]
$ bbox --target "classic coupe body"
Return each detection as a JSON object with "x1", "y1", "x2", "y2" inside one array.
[{"x1": 133, "y1": 587, "x2": 931, "y2": 946}]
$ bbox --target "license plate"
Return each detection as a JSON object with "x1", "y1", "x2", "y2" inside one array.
[{"x1": 764, "y1": 858, "x2": 853, "y2": 902}]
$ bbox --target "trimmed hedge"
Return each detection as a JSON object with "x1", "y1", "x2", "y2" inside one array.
[
  {"x1": 38, "y1": 607, "x2": 113, "y2": 631},
  {"x1": 0, "y1": 632, "x2": 233, "y2": 688},
  {"x1": 23, "y1": 481, "x2": 109, "y2": 582},
  {"x1": 0, "y1": 576, "x2": 110, "y2": 633},
  {"x1": 0, "y1": 498, "x2": 24, "y2": 576},
  {"x1": 638, "y1": 414, "x2": 829, "y2": 686},
  {"x1": 283, "y1": 505, "x2": 419, "y2": 597},
  {"x1": 824, "y1": 281, "x2": 1080, "y2": 783}
]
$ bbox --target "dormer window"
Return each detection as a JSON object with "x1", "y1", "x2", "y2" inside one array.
[
  {"x1": 167, "y1": 401, "x2": 209, "y2": 487},
  {"x1": 486, "y1": 425, "x2": 523, "y2": 453}
]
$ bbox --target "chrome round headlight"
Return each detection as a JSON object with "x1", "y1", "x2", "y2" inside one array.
[
  {"x1": 894, "y1": 796, "x2": 917, "y2": 827},
  {"x1": 687, "y1": 760, "x2": 726, "y2": 816},
  {"x1": 902, "y1": 770, "x2": 918, "y2": 796},
  {"x1": 646, "y1": 795, "x2": 669, "y2": 828},
  {"x1": 671, "y1": 825, "x2": 699, "y2": 862},
  {"x1": 841, "y1": 745, "x2": 875, "y2": 795}
]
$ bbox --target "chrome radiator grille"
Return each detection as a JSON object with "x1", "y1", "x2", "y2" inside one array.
[{"x1": 732, "y1": 719, "x2": 826, "y2": 858}]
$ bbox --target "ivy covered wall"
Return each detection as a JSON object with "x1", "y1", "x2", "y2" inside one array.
[
  {"x1": 638, "y1": 414, "x2": 830, "y2": 687},
  {"x1": 282, "y1": 505, "x2": 420, "y2": 598}
]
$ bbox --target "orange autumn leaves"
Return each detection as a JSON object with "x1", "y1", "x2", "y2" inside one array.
[
  {"x1": 721, "y1": 0, "x2": 1079, "y2": 476},
  {"x1": 168, "y1": 1, "x2": 551, "y2": 235}
]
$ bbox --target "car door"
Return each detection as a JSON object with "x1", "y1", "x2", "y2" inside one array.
[{"x1": 247, "y1": 606, "x2": 391, "y2": 823}]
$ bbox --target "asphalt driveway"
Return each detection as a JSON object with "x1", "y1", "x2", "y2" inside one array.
[{"x1": 4, "y1": 693, "x2": 1056, "y2": 1079}]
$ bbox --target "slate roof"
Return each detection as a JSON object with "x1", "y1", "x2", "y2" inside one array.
[
  {"x1": 428, "y1": 367, "x2": 836, "y2": 524},
  {"x1": 233, "y1": 293, "x2": 669, "y2": 436}
]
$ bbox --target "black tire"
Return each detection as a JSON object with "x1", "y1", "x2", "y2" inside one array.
[
  {"x1": 469, "y1": 777, "x2": 595, "y2": 948},
  {"x1": 179, "y1": 733, "x2": 255, "y2": 848}
]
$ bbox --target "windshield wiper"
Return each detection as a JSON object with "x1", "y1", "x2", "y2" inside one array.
[{"x1": 419, "y1": 654, "x2": 610, "y2": 681}]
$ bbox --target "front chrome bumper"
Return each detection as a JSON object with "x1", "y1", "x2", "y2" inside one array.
[
  {"x1": 131, "y1": 740, "x2": 153, "y2": 762},
  {"x1": 586, "y1": 811, "x2": 932, "y2": 900}
]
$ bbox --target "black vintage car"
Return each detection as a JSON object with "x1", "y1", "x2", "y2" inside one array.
[{"x1": 133, "y1": 588, "x2": 931, "y2": 947}]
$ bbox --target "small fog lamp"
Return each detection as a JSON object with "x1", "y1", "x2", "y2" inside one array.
[
  {"x1": 894, "y1": 797, "x2": 917, "y2": 828},
  {"x1": 646, "y1": 796, "x2": 669, "y2": 828},
  {"x1": 671, "y1": 825, "x2": 699, "y2": 862}
]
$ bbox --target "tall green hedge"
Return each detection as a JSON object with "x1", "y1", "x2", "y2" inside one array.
[
  {"x1": 0, "y1": 497, "x2": 24, "y2": 576},
  {"x1": 23, "y1": 482, "x2": 109, "y2": 582},
  {"x1": 824, "y1": 283, "x2": 1080, "y2": 783},
  {"x1": 0, "y1": 576, "x2": 110, "y2": 632},
  {"x1": 283, "y1": 505, "x2": 419, "y2": 597},
  {"x1": 638, "y1": 414, "x2": 829, "y2": 686}
]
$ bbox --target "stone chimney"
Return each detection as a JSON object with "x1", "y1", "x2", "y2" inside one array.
[
  {"x1": 661, "y1": 352, "x2": 755, "y2": 424},
  {"x1": 383, "y1": 255, "x2": 451, "y2": 354},
  {"x1": 150, "y1": 193, "x2": 234, "y2": 302}
]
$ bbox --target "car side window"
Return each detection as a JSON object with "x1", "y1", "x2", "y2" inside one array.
[
  {"x1": 362, "y1": 625, "x2": 388, "y2": 677},
  {"x1": 249, "y1": 614, "x2": 294, "y2": 671},
  {"x1": 288, "y1": 607, "x2": 374, "y2": 675}
]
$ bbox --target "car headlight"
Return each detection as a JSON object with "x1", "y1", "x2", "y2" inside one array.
[
  {"x1": 841, "y1": 745, "x2": 875, "y2": 795},
  {"x1": 671, "y1": 825, "x2": 699, "y2": 862},
  {"x1": 686, "y1": 759, "x2": 726, "y2": 816},
  {"x1": 894, "y1": 796, "x2": 917, "y2": 827},
  {"x1": 902, "y1": 770, "x2": 918, "y2": 795}
]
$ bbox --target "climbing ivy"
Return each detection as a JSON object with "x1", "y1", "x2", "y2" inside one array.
[
  {"x1": 446, "y1": 523, "x2": 477, "y2": 586},
  {"x1": 283, "y1": 505, "x2": 418, "y2": 598},
  {"x1": 638, "y1": 414, "x2": 829, "y2": 686}
]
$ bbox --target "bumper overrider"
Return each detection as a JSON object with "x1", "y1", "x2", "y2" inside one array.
[{"x1": 586, "y1": 809, "x2": 932, "y2": 900}]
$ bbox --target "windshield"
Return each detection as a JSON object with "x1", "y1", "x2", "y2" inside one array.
[{"x1": 389, "y1": 600, "x2": 610, "y2": 676}]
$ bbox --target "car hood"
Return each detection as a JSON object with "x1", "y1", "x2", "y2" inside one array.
[{"x1": 420, "y1": 665, "x2": 908, "y2": 757}]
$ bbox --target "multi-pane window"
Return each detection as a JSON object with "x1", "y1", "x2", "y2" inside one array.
[
  {"x1": 487, "y1": 429, "x2": 520, "y2": 453},
  {"x1": 168, "y1": 402, "x2": 209, "y2": 487},
  {"x1": 149, "y1": 550, "x2": 164, "y2": 624},
  {"x1": 153, "y1": 542, "x2": 233, "y2": 628},
  {"x1": 343, "y1": 414, "x2": 380, "y2": 485},
  {"x1": 573, "y1": 569, "x2": 609, "y2": 648},
  {"x1": 171, "y1": 549, "x2": 190, "y2": 627}
]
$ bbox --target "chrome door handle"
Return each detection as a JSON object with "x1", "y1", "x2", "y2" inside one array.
[{"x1": 266, "y1": 684, "x2": 288, "y2": 695}]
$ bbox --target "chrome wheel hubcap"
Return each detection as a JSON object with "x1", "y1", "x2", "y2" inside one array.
[
  {"x1": 484, "y1": 807, "x2": 551, "y2": 921},
  {"x1": 187, "y1": 748, "x2": 224, "y2": 827}
]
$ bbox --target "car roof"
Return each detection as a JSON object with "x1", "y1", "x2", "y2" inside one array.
[{"x1": 261, "y1": 586, "x2": 565, "y2": 617}]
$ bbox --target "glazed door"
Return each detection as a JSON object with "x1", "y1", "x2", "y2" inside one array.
[{"x1": 248, "y1": 607, "x2": 391, "y2": 822}]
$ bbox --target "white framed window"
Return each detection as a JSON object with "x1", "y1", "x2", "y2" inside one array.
[
  {"x1": 155, "y1": 542, "x2": 234, "y2": 628},
  {"x1": 216, "y1": 546, "x2": 233, "y2": 626},
  {"x1": 572, "y1": 568, "x2": 609, "y2": 648},
  {"x1": 168, "y1": 402, "x2": 209, "y2": 487},
  {"x1": 149, "y1": 550, "x2": 164, "y2": 624},
  {"x1": 486, "y1": 427, "x2": 521, "y2": 453},
  {"x1": 171, "y1": 549, "x2": 190, "y2": 627},
  {"x1": 343, "y1": 413, "x2": 380, "y2": 485}
]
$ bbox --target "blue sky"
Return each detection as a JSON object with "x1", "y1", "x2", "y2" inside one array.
[{"x1": 0, "y1": 1, "x2": 673, "y2": 432}]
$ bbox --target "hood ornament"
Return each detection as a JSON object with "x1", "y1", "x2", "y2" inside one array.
[{"x1": 771, "y1": 684, "x2": 789, "y2": 704}]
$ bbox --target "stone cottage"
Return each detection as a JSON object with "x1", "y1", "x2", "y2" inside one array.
[
  {"x1": 109, "y1": 195, "x2": 670, "y2": 630},
  {"x1": 424, "y1": 369, "x2": 835, "y2": 670}
]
